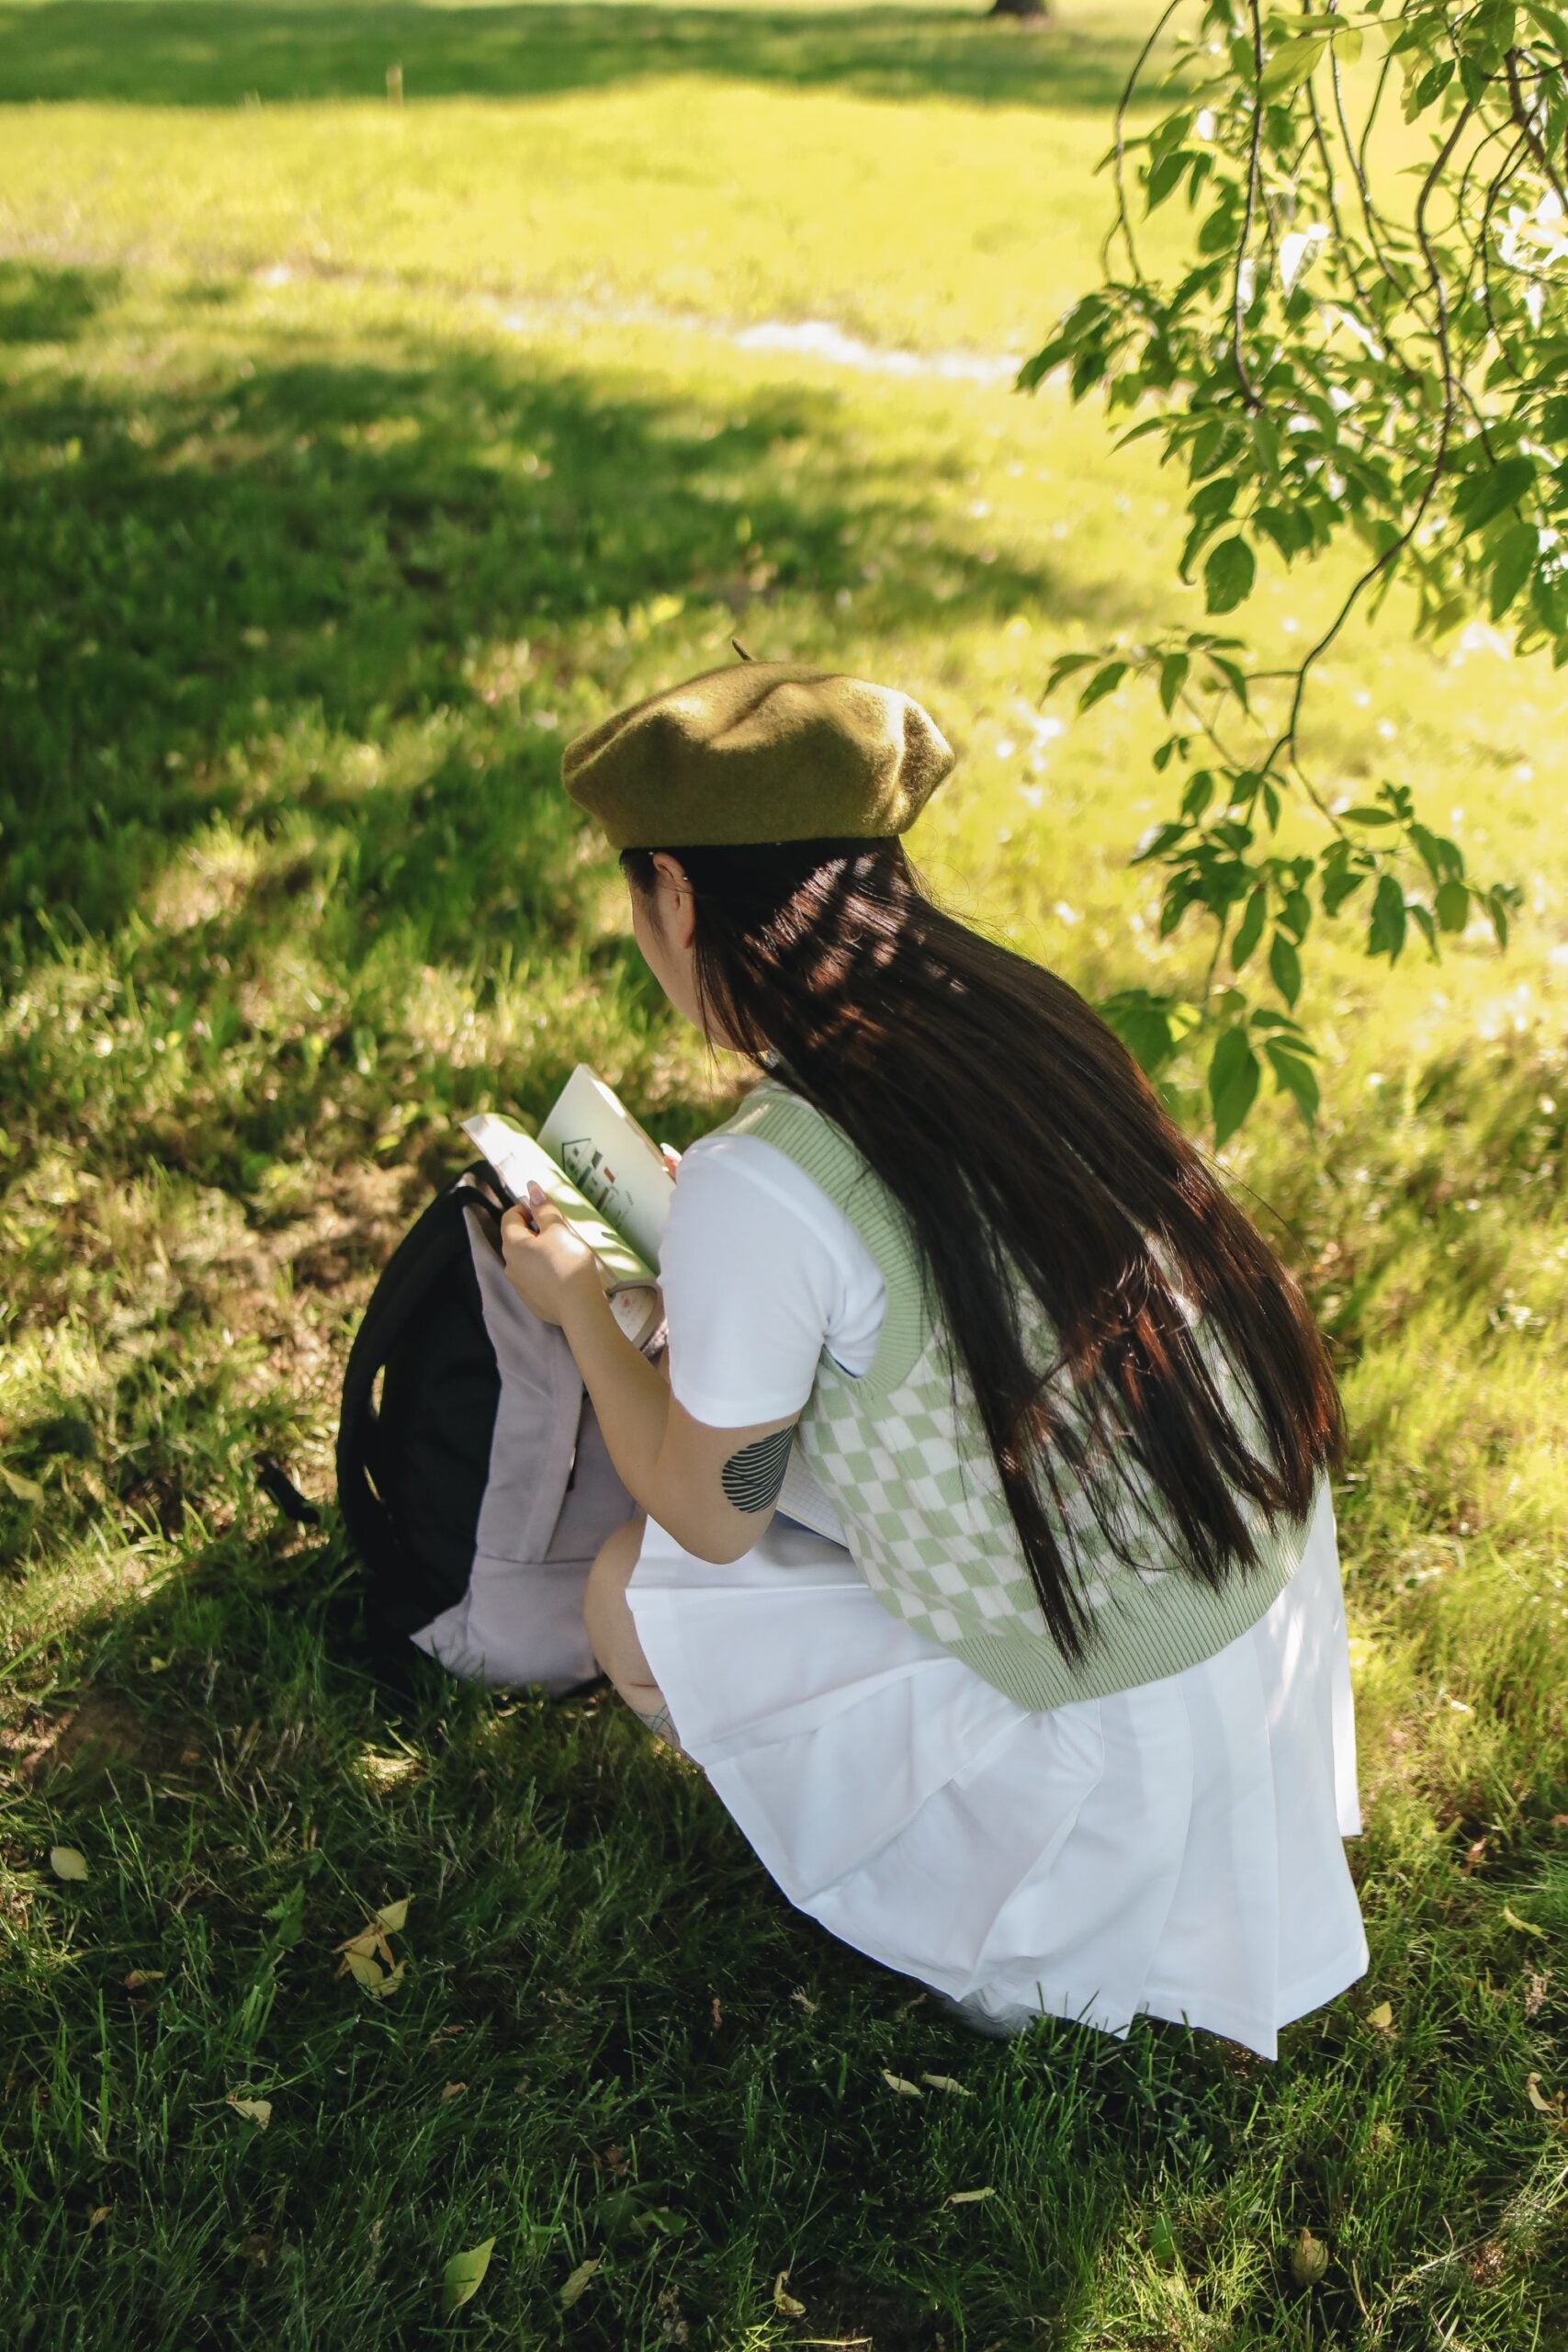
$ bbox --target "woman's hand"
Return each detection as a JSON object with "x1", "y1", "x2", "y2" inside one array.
[{"x1": 500, "y1": 1182, "x2": 604, "y2": 1328}]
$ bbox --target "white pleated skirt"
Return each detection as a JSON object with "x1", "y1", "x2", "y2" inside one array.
[{"x1": 627, "y1": 1477, "x2": 1369, "y2": 2059}]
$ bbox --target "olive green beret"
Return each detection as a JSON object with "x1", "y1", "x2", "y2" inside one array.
[{"x1": 560, "y1": 660, "x2": 956, "y2": 850}]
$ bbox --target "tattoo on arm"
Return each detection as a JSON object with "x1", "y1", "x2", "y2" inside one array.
[{"x1": 720, "y1": 1426, "x2": 794, "y2": 1513}]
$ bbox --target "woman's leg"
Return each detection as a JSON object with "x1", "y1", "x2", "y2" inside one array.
[{"x1": 583, "y1": 1512, "x2": 683, "y2": 1751}]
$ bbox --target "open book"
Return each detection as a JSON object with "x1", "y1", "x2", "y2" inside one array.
[
  {"x1": 462, "y1": 1065, "x2": 675, "y2": 1351},
  {"x1": 462, "y1": 1063, "x2": 848, "y2": 1545}
]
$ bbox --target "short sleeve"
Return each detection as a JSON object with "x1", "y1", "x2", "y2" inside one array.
[{"x1": 657, "y1": 1136, "x2": 848, "y2": 1428}]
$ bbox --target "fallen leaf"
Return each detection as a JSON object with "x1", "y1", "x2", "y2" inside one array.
[
  {"x1": 1365, "y1": 2001, "x2": 1394, "y2": 2031},
  {"x1": 946, "y1": 2187, "x2": 994, "y2": 2205},
  {"x1": 441, "y1": 2081, "x2": 468, "y2": 2101},
  {"x1": 429, "y1": 2023, "x2": 466, "y2": 2049},
  {"x1": 226, "y1": 2095, "x2": 273, "y2": 2131},
  {"x1": 86, "y1": 2206, "x2": 111, "y2": 2232},
  {"x1": 1526, "y1": 2073, "x2": 1563, "y2": 2117},
  {"x1": 711, "y1": 1995, "x2": 722, "y2": 2030},
  {"x1": 341, "y1": 1949, "x2": 385, "y2": 1989},
  {"x1": 0, "y1": 1464, "x2": 45, "y2": 1503},
  {"x1": 773, "y1": 2269, "x2": 807, "y2": 2317},
  {"x1": 1503, "y1": 1905, "x2": 1547, "y2": 1939},
  {"x1": 376, "y1": 1896, "x2": 412, "y2": 1933},
  {"x1": 919, "y1": 2074, "x2": 972, "y2": 2096},
  {"x1": 881, "y1": 2071, "x2": 923, "y2": 2098},
  {"x1": 367, "y1": 1960, "x2": 406, "y2": 1998},
  {"x1": 335, "y1": 1928, "x2": 380, "y2": 1960},
  {"x1": 1461, "y1": 1837, "x2": 1487, "y2": 1873},
  {"x1": 790, "y1": 1988, "x2": 818, "y2": 2012},
  {"x1": 443, "y1": 2236, "x2": 496, "y2": 2314},
  {"x1": 124, "y1": 1970, "x2": 165, "y2": 1990},
  {"x1": 1292, "y1": 2225, "x2": 1329, "y2": 2289},
  {"x1": 559, "y1": 2256, "x2": 601, "y2": 2307},
  {"x1": 50, "y1": 1846, "x2": 88, "y2": 1883}
]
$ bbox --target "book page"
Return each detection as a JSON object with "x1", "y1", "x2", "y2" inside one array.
[
  {"x1": 460, "y1": 1113, "x2": 655, "y2": 1288},
  {"x1": 536, "y1": 1064, "x2": 676, "y2": 1272}
]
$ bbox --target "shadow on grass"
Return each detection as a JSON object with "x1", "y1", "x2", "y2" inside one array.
[
  {"x1": 0, "y1": 0, "x2": 1154, "y2": 111},
  {"x1": 0, "y1": 268, "x2": 1112, "y2": 943},
  {"x1": 0, "y1": 258, "x2": 123, "y2": 343}
]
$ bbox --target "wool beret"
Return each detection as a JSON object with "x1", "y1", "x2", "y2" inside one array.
[{"x1": 560, "y1": 660, "x2": 956, "y2": 850}]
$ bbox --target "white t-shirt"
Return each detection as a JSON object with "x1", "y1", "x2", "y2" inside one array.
[{"x1": 659, "y1": 1133, "x2": 886, "y2": 1430}]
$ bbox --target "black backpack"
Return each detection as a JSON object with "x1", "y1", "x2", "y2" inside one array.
[{"x1": 335, "y1": 1161, "x2": 665, "y2": 1690}]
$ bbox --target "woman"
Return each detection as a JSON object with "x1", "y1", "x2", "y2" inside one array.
[{"x1": 502, "y1": 659, "x2": 1368, "y2": 2054}]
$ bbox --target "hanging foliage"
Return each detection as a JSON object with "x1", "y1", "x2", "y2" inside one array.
[{"x1": 1020, "y1": 0, "x2": 1561, "y2": 1138}]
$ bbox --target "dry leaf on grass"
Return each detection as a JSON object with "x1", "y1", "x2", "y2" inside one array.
[
  {"x1": 50, "y1": 1846, "x2": 88, "y2": 1882},
  {"x1": 1, "y1": 1464, "x2": 45, "y2": 1503},
  {"x1": 376, "y1": 1896, "x2": 412, "y2": 1933},
  {"x1": 124, "y1": 1970, "x2": 164, "y2": 1990},
  {"x1": 919, "y1": 2074, "x2": 972, "y2": 2096},
  {"x1": 441, "y1": 2081, "x2": 468, "y2": 2101},
  {"x1": 946, "y1": 2188, "x2": 994, "y2": 2205},
  {"x1": 86, "y1": 2206, "x2": 111, "y2": 2232},
  {"x1": 442, "y1": 2236, "x2": 495, "y2": 2313},
  {"x1": 881, "y1": 2071, "x2": 923, "y2": 2098},
  {"x1": 559, "y1": 2256, "x2": 601, "y2": 2307},
  {"x1": 790, "y1": 1988, "x2": 818, "y2": 2012},
  {"x1": 1291, "y1": 2226, "x2": 1329, "y2": 2288},
  {"x1": 340, "y1": 1948, "x2": 385, "y2": 1989},
  {"x1": 773, "y1": 2269, "x2": 807, "y2": 2316},
  {"x1": 1365, "y1": 2001, "x2": 1394, "y2": 2031},
  {"x1": 1526, "y1": 2073, "x2": 1564, "y2": 2120},
  {"x1": 227, "y1": 2095, "x2": 273, "y2": 2131},
  {"x1": 368, "y1": 1961, "x2": 406, "y2": 1998},
  {"x1": 1503, "y1": 1905, "x2": 1547, "y2": 1939}
]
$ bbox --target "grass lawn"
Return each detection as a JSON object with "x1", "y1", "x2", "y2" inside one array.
[{"x1": 3, "y1": 4, "x2": 1567, "y2": 2346}]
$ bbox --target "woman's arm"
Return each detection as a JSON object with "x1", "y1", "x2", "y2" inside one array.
[
  {"x1": 496, "y1": 1186, "x2": 798, "y2": 1563},
  {"x1": 558, "y1": 1281, "x2": 799, "y2": 1564}
]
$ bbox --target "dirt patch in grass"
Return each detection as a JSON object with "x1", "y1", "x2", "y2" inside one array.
[{"x1": 6, "y1": 1686, "x2": 179, "y2": 1790}]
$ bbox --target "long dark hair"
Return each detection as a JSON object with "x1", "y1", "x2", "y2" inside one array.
[{"x1": 623, "y1": 836, "x2": 1343, "y2": 1665}]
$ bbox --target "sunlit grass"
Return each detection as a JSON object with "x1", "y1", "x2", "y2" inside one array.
[{"x1": 2, "y1": 5, "x2": 1566, "y2": 2346}]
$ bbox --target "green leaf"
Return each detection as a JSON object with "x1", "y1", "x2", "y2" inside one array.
[
  {"x1": 1209, "y1": 1027, "x2": 1261, "y2": 1147},
  {"x1": 1524, "y1": 4, "x2": 1568, "y2": 57},
  {"x1": 443, "y1": 2239, "x2": 496, "y2": 2315},
  {"x1": 50, "y1": 1846, "x2": 89, "y2": 1882},
  {"x1": 1488, "y1": 520, "x2": 1539, "y2": 619},
  {"x1": 1453, "y1": 457, "x2": 1534, "y2": 535},
  {"x1": 1256, "y1": 503, "x2": 1314, "y2": 560},
  {"x1": 1260, "y1": 35, "x2": 1327, "y2": 96},
  {"x1": 1435, "y1": 878, "x2": 1470, "y2": 933},
  {"x1": 1078, "y1": 661, "x2": 1128, "y2": 711},
  {"x1": 1232, "y1": 886, "x2": 1269, "y2": 972},
  {"x1": 1266, "y1": 1042, "x2": 1321, "y2": 1125},
  {"x1": 1406, "y1": 58, "x2": 1455, "y2": 117},
  {"x1": 1203, "y1": 537, "x2": 1256, "y2": 615},
  {"x1": 1539, "y1": 393, "x2": 1568, "y2": 443},
  {"x1": 1133, "y1": 820, "x2": 1190, "y2": 864},
  {"x1": 1368, "y1": 874, "x2": 1407, "y2": 960},
  {"x1": 265, "y1": 1884, "x2": 306, "y2": 1947},
  {"x1": 1269, "y1": 930, "x2": 1303, "y2": 1006},
  {"x1": 1158, "y1": 652, "x2": 1190, "y2": 714},
  {"x1": 1182, "y1": 770, "x2": 1215, "y2": 820},
  {"x1": 1100, "y1": 990, "x2": 1179, "y2": 1076}
]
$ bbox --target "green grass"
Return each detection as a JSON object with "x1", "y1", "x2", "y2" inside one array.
[{"x1": 3, "y1": 5, "x2": 1567, "y2": 2346}]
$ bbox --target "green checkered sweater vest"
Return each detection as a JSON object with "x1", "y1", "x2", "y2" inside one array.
[{"x1": 714, "y1": 1076, "x2": 1314, "y2": 1713}]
